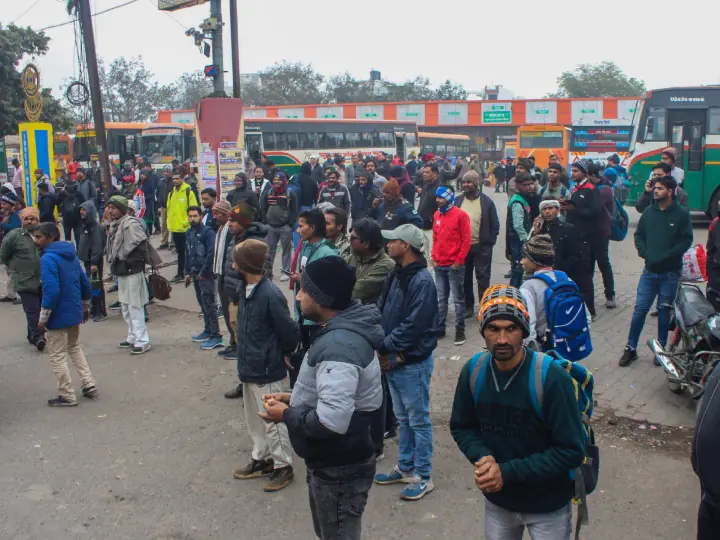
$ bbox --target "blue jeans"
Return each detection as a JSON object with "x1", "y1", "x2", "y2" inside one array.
[
  {"x1": 509, "y1": 237, "x2": 524, "y2": 288},
  {"x1": 386, "y1": 356, "x2": 434, "y2": 479},
  {"x1": 484, "y1": 499, "x2": 572, "y2": 540},
  {"x1": 435, "y1": 265, "x2": 466, "y2": 331},
  {"x1": 627, "y1": 268, "x2": 680, "y2": 350}
]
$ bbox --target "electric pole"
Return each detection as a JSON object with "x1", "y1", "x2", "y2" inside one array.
[
  {"x1": 229, "y1": 0, "x2": 240, "y2": 98},
  {"x1": 210, "y1": 0, "x2": 225, "y2": 94},
  {"x1": 75, "y1": 0, "x2": 112, "y2": 188}
]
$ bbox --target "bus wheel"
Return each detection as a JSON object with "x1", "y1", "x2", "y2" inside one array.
[{"x1": 710, "y1": 190, "x2": 720, "y2": 219}]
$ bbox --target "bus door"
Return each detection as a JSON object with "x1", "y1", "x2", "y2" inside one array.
[
  {"x1": 245, "y1": 129, "x2": 263, "y2": 166},
  {"x1": 668, "y1": 109, "x2": 705, "y2": 209},
  {"x1": 394, "y1": 132, "x2": 406, "y2": 161}
]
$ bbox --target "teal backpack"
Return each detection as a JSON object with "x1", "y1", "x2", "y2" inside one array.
[{"x1": 467, "y1": 349, "x2": 599, "y2": 540}]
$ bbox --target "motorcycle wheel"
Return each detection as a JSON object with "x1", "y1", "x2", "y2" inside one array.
[{"x1": 667, "y1": 380, "x2": 684, "y2": 394}]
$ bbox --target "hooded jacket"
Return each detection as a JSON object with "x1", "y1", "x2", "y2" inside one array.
[
  {"x1": 284, "y1": 302, "x2": 384, "y2": 468},
  {"x1": 692, "y1": 364, "x2": 720, "y2": 507},
  {"x1": 635, "y1": 200, "x2": 693, "y2": 274},
  {"x1": 226, "y1": 178, "x2": 260, "y2": 217},
  {"x1": 298, "y1": 162, "x2": 319, "y2": 207},
  {"x1": 166, "y1": 182, "x2": 198, "y2": 233},
  {"x1": 262, "y1": 186, "x2": 298, "y2": 228},
  {"x1": 77, "y1": 201, "x2": 106, "y2": 265},
  {"x1": 185, "y1": 222, "x2": 216, "y2": 278},
  {"x1": 368, "y1": 198, "x2": 423, "y2": 231},
  {"x1": 0, "y1": 226, "x2": 41, "y2": 293},
  {"x1": 56, "y1": 183, "x2": 85, "y2": 226},
  {"x1": 566, "y1": 181, "x2": 601, "y2": 241},
  {"x1": 235, "y1": 277, "x2": 299, "y2": 384},
  {"x1": 38, "y1": 192, "x2": 58, "y2": 223},
  {"x1": 76, "y1": 177, "x2": 97, "y2": 207},
  {"x1": 417, "y1": 178, "x2": 441, "y2": 230},
  {"x1": 432, "y1": 205, "x2": 472, "y2": 267},
  {"x1": 222, "y1": 223, "x2": 269, "y2": 301},
  {"x1": 349, "y1": 180, "x2": 380, "y2": 220},
  {"x1": 156, "y1": 175, "x2": 174, "y2": 209},
  {"x1": 40, "y1": 241, "x2": 92, "y2": 330}
]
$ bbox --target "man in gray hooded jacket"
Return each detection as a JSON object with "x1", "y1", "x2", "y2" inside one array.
[{"x1": 260, "y1": 256, "x2": 383, "y2": 540}]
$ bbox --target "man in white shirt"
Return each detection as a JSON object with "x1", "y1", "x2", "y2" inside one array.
[
  {"x1": 11, "y1": 159, "x2": 24, "y2": 203},
  {"x1": 661, "y1": 148, "x2": 685, "y2": 185}
]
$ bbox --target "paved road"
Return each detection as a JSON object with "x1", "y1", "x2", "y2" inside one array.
[{"x1": 0, "y1": 194, "x2": 706, "y2": 538}]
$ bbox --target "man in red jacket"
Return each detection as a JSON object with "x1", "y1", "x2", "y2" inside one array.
[{"x1": 432, "y1": 186, "x2": 471, "y2": 345}]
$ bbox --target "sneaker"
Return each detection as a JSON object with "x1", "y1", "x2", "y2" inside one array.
[
  {"x1": 383, "y1": 428, "x2": 397, "y2": 440},
  {"x1": 170, "y1": 275, "x2": 183, "y2": 284},
  {"x1": 437, "y1": 328, "x2": 446, "y2": 339},
  {"x1": 503, "y1": 272, "x2": 512, "y2": 279},
  {"x1": 375, "y1": 451, "x2": 385, "y2": 461},
  {"x1": 109, "y1": 301, "x2": 122, "y2": 310},
  {"x1": 224, "y1": 384, "x2": 243, "y2": 399},
  {"x1": 158, "y1": 243, "x2": 169, "y2": 250},
  {"x1": 12, "y1": 297, "x2": 22, "y2": 305},
  {"x1": 107, "y1": 284, "x2": 118, "y2": 293},
  {"x1": 375, "y1": 465, "x2": 416, "y2": 485},
  {"x1": 605, "y1": 297, "x2": 617, "y2": 309},
  {"x1": 217, "y1": 345, "x2": 235, "y2": 357},
  {"x1": 233, "y1": 459, "x2": 274, "y2": 479},
  {"x1": 591, "y1": 313, "x2": 597, "y2": 322},
  {"x1": 222, "y1": 346, "x2": 237, "y2": 360},
  {"x1": 619, "y1": 346, "x2": 638, "y2": 367},
  {"x1": 201, "y1": 337, "x2": 224, "y2": 350},
  {"x1": 35, "y1": 338, "x2": 46, "y2": 352},
  {"x1": 81, "y1": 386, "x2": 98, "y2": 399},
  {"x1": 464, "y1": 307, "x2": 475, "y2": 320},
  {"x1": 401, "y1": 478, "x2": 435, "y2": 501},
  {"x1": 650, "y1": 310, "x2": 659, "y2": 317},
  {"x1": 119, "y1": 341, "x2": 133, "y2": 349},
  {"x1": 454, "y1": 328, "x2": 466, "y2": 346},
  {"x1": 263, "y1": 466, "x2": 295, "y2": 492},
  {"x1": 279, "y1": 274, "x2": 290, "y2": 282},
  {"x1": 131, "y1": 344, "x2": 152, "y2": 355},
  {"x1": 192, "y1": 331, "x2": 211, "y2": 343},
  {"x1": 93, "y1": 314, "x2": 108, "y2": 322},
  {"x1": 48, "y1": 396, "x2": 78, "y2": 407},
  {"x1": 0, "y1": 296, "x2": 16, "y2": 303}
]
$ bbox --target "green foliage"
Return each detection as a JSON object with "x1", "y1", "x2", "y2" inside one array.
[
  {"x1": 241, "y1": 61, "x2": 326, "y2": 106},
  {"x1": 552, "y1": 61, "x2": 645, "y2": 98},
  {"x1": 435, "y1": 80, "x2": 469, "y2": 100}
]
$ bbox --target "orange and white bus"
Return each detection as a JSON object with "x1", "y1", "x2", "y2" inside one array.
[
  {"x1": 418, "y1": 132, "x2": 472, "y2": 158},
  {"x1": 516, "y1": 125, "x2": 571, "y2": 169},
  {"x1": 73, "y1": 122, "x2": 148, "y2": 167}
]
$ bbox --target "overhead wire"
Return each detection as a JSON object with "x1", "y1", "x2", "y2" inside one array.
[
  {"x1": 38, "y1": 0, "x2": 139, "y2": 31},
  {"x1": 10, "y1": 0, "x2": 43, "y2": 24}
]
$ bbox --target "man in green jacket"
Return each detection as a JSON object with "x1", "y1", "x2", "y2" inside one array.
[
  {"x1": 619, "y1": 175, "x2": 693, "y2": 367},
  {"x1": 344, "y1": 218, "x2": 395, "y2": 304},
  {"x1": 450, "y1": 285, "x2": 585, "y2": 539},
  {"x1": 0, "y1": 207, "x2": 44, "y2": 350}
]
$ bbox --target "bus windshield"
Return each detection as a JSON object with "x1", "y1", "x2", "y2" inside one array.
[
  {"x1": 519, "y1": 131, "x2": 563, "y2": 148},
  {"x1": 141, "y1": 129, "x2": 183, "y2": 165},
  {"x1": 73, "y1": 135, "x2": 92, "y2": 162}
]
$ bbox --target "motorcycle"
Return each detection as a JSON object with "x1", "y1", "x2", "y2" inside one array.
[{"x1": 648, "y1": 283, "x2": 720, "y2": 408}]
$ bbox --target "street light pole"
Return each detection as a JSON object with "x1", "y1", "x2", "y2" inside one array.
[
  {"x1": 210, "y1": 0, "x2": 225, "y2": 95},
  {"x1": 229, "y1": 0, "x2": 240, "y2": 99}
]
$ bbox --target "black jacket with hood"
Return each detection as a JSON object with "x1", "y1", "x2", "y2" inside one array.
[
  {"x1": 298, "y1": 162, "x2": 318, "y2": 207},
  {"x1": 226, "y1": 177, "x2": 260, "y2": 218},
  {"x1": 221, "y1": 223, "x2": 269, "y2": 302},
  {"x1": 77, "y1": 200, "x2": 106, "y2": 265},
  {"x1": 693, "y1": 365, "x2": 720, "y2": 508},
  {"x1": 56, "y1": 182, "x2": 85, "y2": 227}
]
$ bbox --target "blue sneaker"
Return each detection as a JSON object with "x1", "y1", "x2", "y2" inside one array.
[
  {"x1": 201, "y1": 336, "x2": 224, "y2": 350},
  {"x1": 374, "y1": 465, "x2": 416, "y2": 485},
  {"x1": 400, "y1": 478, "x2": 435, "y2": 501},
  {"x1": 192, "y1": 331, "x2": 211, "y2": 342}
]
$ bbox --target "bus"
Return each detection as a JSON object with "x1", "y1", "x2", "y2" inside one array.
[
  {"x1": 516, "y1": 125, "x2": 571, "y2": 169},
  {"x1": 418, "y1": 132, "x2": 472, "y2": 158},
  {"x1": 73, "y1": 122, "x2": 148, "y2": 167},
  {"x1": 245, "y1": 118, "x2": 420, "y2": 174},
  {"x1": 569, "y1": 126, "x2": 632, "y2": 167},
  {"x1": 504, "y1": 141, "x2": 517, "y2": 160},
  {"x1": 139, "y1": 123, "x2": 197, "y2": 170},
  {"x1": 627, "y1": 86, "x2": 720, "y2": 215}
]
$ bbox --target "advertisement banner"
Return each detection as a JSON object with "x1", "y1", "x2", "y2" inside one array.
[
  {"x1": 217, "y1": 145, "x2": 243, "y2": 198},
  {"x1": 200, "y1": 150, "x2": 217, "y2": 191},
  {"x1": 18, "y1": 122, "x2": 54, "y2": 207}
]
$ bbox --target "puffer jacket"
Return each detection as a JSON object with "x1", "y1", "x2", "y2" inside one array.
[
  {"x1": 222, "y1": 223, "x2": 269, "y2": 301},
  {"x1": 235, "y1": 277, "x2": 299, "y2": 384},
  {"x1": 284, "y1": 302, "x2": 384, "y2": 467},
  {"x1": 185, "y1": 223, "x2": 216, "y2": 278},
  {"x1": 40, "y1": 241, "x2": 92, "y2": 330},
  {"x1": 77, "y1": 201, "x2": 106, "y2": 265},
  {"x1": 0, "y1": 226, "x2": 41, "y2": 293}
]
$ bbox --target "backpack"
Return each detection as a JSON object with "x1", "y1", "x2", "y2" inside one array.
[
  {"x1": 467, "y1": 349, "x2": 599, "y2": 540},
  {"x1": 530, "y1": 271, "x2": 592, "y2": 361},
  {"x1": 609, "y1": 196, "x2": 629, "y2": 242}
]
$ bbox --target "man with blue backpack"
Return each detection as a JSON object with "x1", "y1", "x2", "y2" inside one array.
[{"x1": 450, "y1": 284, "x2": 593, "y2": 540}]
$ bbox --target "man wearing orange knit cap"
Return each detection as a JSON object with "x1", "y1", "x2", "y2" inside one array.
[{"x1": 367, "y1": 178, "x2": 423, "y2": 232}]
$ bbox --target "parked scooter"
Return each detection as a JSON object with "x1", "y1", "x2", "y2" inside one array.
[{"x1": 648, "y1": 283, "x2": 720, "y2": 408}]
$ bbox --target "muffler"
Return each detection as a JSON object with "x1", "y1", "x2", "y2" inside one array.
[{"x1": 648, "y1": 339, "x2": 681, "y2": 378}]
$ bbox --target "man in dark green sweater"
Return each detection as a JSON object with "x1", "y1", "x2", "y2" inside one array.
[
  {"x1": 619, "y1": 175, "x2": 693, "y2": 367},
  {"x1": 450, "y1": 284, "x2": 585, "y2": 539}
]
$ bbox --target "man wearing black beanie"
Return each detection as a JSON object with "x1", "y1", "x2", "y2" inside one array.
[{"x1": 259, "y1": 256, "x2": 384, "y2": 540}]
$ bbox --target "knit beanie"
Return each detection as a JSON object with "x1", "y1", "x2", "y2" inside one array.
[
  {"x1": 548, "y1": 162, "x2": 563, "y2": 172},
  {"x1": 107, "y1": 195, "x2": 129, "y2": 213},
  {"x1": 572, "y1": 160, "x2": 588, "y2": 174},
  {"x1": 389, "y1": 165, "x2": 406, "y2": 179},
  {"x1": 539, "y1": 199, "x2": 561, "y2": 211},
  {"x1": 232, "y1": 238, "x2": 268, "y2": 275},
  {"x1": 300, "y1": 256, "x2": 355, "y2": 310},
  {"x1": 479, "y1": 285, "x2": 530, "y2": 338},
  {"x1": 518, "y1": 158, "x2": 533, "y2": 171},
  {"x1": 463, "y1": 170, "x2": 481, "y2": 187},
  {"x1": 228, "y1": 200, "x2": 254, "y2": 226},
  {"x1": 383, "y1": 178, "x2": 401, "y2": 197},
  {"x1": 522, "y1": 234, "x2": 555, "y2": 267},
  {"x1": 213, "y1": 200, "x2": 232, "y2": 216}
]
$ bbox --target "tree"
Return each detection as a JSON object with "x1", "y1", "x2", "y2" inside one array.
[
  {"x1": 241, "y1": 61, "x2": 326, "y2": 106},
  {"x1": 434, "y1": 80, "x2": 468, "y2": 100},
  {"x1": 325, "y1": 72, "x2": 377, "y2": 103},
  {"x1": 552, "y1": 61, "x2": 645, "y2": 98},
  {"x1": 0, "y1": 24, "x2": 73, "y2": 137},
  {"x1": 171, "y1": 71, "x2": 213, "y2": 110},
  {"x1": 384, "y1": 76, "x2": 435, "y2": 102}
]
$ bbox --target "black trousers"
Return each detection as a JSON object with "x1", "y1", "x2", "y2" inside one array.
[
  {"x1": 464, "y1": 243, "x2": 493, "y2": 312},
  {"x1": 18, "y1": 290, "x2": 42, "y2": 344},
  {"x1": 63, "y1": 224, "x2": 79, "y2": 246},
  {"x1": 171, "y1": 232, "x2": 186, "y2": 277},
  {"x1": 84, "y1": 260, "x2": 107, "y2": 317},
  {"x1": 698, "y1": 497, "x2": 720, "y2": 540},
  {"x1": 370, "y1": 374, "x2": 394, "y2": 453},
  {"x1": 590, "y1": 234, "x2": 615, "y2": 299},
  {"x1": 218, "y1": 282, "x2": 236, "y2": 347}
]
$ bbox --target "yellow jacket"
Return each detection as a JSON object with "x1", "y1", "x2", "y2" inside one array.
[{"x1": 166, "y1": 183, "x2": 198, "y2": 233}]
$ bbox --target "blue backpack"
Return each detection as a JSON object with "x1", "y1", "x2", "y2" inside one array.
[
  {"x1": 609, "y1": 197, "x2": 629, "y2": 242},
  {"x1": 531, "y1": 271, "x2": 592, "y2": 361},
  {"x1": 467, "y1": 349, "x2": 599, "y2": 539}
]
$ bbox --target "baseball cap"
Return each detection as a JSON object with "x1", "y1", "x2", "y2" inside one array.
[{"x1": 381, "y1": 224, "x2": 424, "y2": 250}]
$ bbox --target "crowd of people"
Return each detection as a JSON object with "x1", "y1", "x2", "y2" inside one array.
[{"x1": 2, "y1": 142, "x2": 718, "y2": 540}]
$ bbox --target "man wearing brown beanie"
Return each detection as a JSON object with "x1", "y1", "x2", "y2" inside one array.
[
  {"x1": 368, "y1": 177, "x2": 423, "y2": 232},
  {"x1": 231, "y1": 238, "x2": 298, "y2": 492}
]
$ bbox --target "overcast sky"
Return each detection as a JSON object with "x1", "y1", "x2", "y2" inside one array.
[{"x1": 4, "y1": 0, "x2": 717, "y2": 102}]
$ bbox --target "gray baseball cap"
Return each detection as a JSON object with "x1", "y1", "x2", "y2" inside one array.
[{"x1": 381, "y1": 224, "x2": 424, "y2": 250}]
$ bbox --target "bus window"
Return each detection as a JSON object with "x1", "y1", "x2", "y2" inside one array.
[
  {"x1": 519, "y1": 131, "x2": 563, "y2": 149},
  {"x1": 709, "y1": 109, "x2": 720, "y2": 134},
  {"x1": 405, "y1": 132, "x2": 418, "y2": 147},
  {"x1": 246, "y1": 132, "x2": 263, "y2": 163},
  {"x1": 54, "y1": 141, "x2": 69, "y2": 155},
  {"x1": 276, "y1": 132, "x2": 288, "y2": 150},
  {"x1": 644, "y1": 107, "x2": 666, "y2": 141},
  {"x1": 379, "y1": 132, "x2": 394, "y2": 148},
  {"x1": 326, "y1": 132, "x2": 344, "y2": 149},
  {"x1": 286, "y1": 132, "x2": 299, "y2": 150},
  {"x1": 345, "y1": 132, "x2": 361, "y2": 148},
  {"x1": 688, "y1": 124, "x2": 704, "y2": 172},
  {"x1": 264, "y1": 133, "x2": 277, "y2": 151},
  {"x1": 359, "y1": 132, "x2": 373, "y2": 148}
]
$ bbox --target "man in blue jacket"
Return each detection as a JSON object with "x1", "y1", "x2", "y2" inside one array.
[
  {"x1": 33, "y1": 222, "x2": 97, "y2": 407},
  {"x1": 184, "y1": 205, "x2": 222, "y2": 350},
  {"x1": 374, "y1": 224, "x2": 439, "y2": 501}
]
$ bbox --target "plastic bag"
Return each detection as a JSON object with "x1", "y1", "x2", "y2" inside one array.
[{"x1": 681, "y1": 244, "x2": 708, "y2": 282}]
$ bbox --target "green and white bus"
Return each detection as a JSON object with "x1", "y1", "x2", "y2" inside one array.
[{"x1": 627, "y1": 86, "x2": 720, "y2": 215}]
